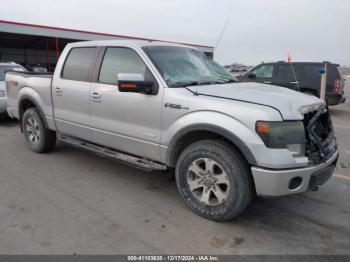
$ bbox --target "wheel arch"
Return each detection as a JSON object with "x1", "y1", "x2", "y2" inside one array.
[
  {"x1": 166, "y1": 124, "x2": 257, "y2": 168},
  {"x1": 18, "y1": 95, "x2": 48, "y2": 133}
]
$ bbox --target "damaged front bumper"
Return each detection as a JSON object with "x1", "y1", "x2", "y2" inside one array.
[
  {"x1": 251, "y1": 150, "x2": 338, "y2": 197},
  {"x1": 252, "y1": 104, "x2": 338, "y2": 197}
]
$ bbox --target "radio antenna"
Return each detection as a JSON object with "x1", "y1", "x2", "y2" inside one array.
[
  {"x1": 194, "y1": 19, "x2": 229, "y2": 95},
  {"x1": 215, "y1": 19, "x2": 230, "y2": 51}
]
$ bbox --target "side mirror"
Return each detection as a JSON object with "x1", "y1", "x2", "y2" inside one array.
[
  {"x1": 118, "y1": 73, "x2": 157, "y2": 95},
  {"x1": 248, "y1": 73, "x2": 257, "y2": 80}
]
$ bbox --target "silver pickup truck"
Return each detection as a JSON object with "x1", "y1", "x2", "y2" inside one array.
[{"x1": 6, "y1": 40, "x2": 338, "y2": 221}]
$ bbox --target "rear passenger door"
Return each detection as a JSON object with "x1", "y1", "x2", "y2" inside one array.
[
  {"x1": 272, "y1": 64, "x2": 300, "y2": 91},
  {"x1": 89, "y1": 46, "x2": 163, "y2": 161},
  {"x1": 52, "y1": 47, "x2": 98, "y2": 141}
]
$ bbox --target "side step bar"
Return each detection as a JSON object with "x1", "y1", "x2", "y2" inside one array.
[{"x1": 59, "y1": 136, "x2": 167, "y2": 172}]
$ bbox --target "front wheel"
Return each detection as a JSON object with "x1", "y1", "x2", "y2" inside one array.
[
  {"x1": 175, "y1": 140, "x2": 253, "y2": 221},
  {"x1": 22, "y1": 108, "x2": 56, "y2": 153}
]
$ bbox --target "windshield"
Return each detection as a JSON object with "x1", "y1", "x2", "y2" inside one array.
[
  {"x1": 143, "y1": 46, "x2": 237, "y2": 87},
  {"x1": 0, "y1": 65, "x2": 26, "y2": 81}
]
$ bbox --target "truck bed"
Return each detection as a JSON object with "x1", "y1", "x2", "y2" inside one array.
[{"x1": 5, "y1": 71, "x2": 54, "y2": 120}]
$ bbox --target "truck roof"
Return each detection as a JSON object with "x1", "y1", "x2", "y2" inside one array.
[
  {"x1": 66, "y1": 39, "x2": 198, "y2": 50},
  {"x1": 262, "y1": 61, "x2": 339, "y2": 66}
]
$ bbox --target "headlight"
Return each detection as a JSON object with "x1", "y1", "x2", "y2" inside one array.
[
  {"x1": 256, "y1": 121, "x2": 306, "y2": 157},
  {"x1": 0, "y1": 90, "x2": 5, "y2": 97},
  {"x1": 300, "y1": 103, "x2": 322, "y2": 114}
]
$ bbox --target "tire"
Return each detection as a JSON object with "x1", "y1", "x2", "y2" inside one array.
[
  {"x1": 175, "y1": 139, "x2": 253, "y2": 221},
  {"x1": 22, "y1": 108, "x2": 56, "y2": 153}
]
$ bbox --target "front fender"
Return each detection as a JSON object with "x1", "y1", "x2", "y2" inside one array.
[{"x1": 162, "y1": 111, "x2": 262, "y2": 166}]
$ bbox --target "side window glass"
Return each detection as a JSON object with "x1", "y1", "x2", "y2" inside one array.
[
  {"x1": 99, "y1": 47, "x2": 147, "y2": 85},
  {"x1": 62, "y1": 47, "x2": 97, "y2": 81},
  {"x1": 252, "y1": 65, "x2": 273, "y2": 78},
  {"x1": 276, "y1": 65, "x2": 295, "y2": 82}
]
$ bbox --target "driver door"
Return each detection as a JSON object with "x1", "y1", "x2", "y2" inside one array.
[{"x1": 89, "y1": 47, "x2": 163, "y2": 161}]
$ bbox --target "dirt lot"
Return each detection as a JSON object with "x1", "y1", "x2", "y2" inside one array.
[{"x1": 0, "y1": 79, "x2": 349, "y2": 255}]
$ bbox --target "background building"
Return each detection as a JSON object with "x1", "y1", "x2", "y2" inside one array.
[{"x1": 0, "y1": 19, "x2": 214, "y2": 72}]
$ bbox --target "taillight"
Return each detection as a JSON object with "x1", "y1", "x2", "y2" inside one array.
[{"x1": 333, "y1": 79, "x2": 341, "y2": 93}]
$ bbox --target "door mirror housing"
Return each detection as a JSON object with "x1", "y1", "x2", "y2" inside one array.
[{"x1": 118, "y1": 73, "x2": 157, "y2": 95}]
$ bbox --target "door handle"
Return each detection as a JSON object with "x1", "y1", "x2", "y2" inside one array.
[
  {"x1": 91, "y1": 92, "x2": 102, "y2": 100},
  {"x1": 290, "y1": 81, "x2": 299, "y2": 84},
  {"x1": 55, "y1": 87, "x2": 62, "y2": 96},
  {"x1": 264, "y1": 81, "x2": 271, "y2": 84}
]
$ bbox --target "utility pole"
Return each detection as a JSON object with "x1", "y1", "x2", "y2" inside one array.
[{"x1": 320, "y1": 63, "x2": 327, "y2": 101}]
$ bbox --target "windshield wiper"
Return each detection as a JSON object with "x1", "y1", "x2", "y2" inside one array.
[
  {"x1": 171, "y1": 80, "x2": 225, "y2": 88},
  {"x1": 221, "y1": 79, "x2": 237, "y2": 83},
  {"x1": 171, "y1": 81, "x2": 202, "y2": 87},
  {"x1": 214, "y1": 77, "x2": 238, "y2": 84}
]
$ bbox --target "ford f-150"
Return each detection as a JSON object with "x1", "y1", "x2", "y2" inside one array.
[{"x1": 5, "y1": 40, "x2": 338, "y2": 221}]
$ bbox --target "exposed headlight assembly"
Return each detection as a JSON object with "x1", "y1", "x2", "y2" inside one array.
[
  {"x1": 256, "y1": 121, "x2": 306, "y2": 157},
  {"x1": 300, "y1": 103, "x2": 323, "y2": 114}
]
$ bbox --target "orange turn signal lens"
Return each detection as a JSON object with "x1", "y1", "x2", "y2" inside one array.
[
  {"x1": 256, "y1": 122, "x2": 270, "y2": 134},
  {"x1": 120, "y1": 83, "x2": 137, "y2": 89}
]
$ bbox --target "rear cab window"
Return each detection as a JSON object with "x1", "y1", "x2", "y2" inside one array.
[{"x1": 62, "y1": 47, "x2": 97, "y2": 82}]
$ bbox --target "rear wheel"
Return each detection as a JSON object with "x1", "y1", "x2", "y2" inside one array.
[
  {"x1": 175, "y1": 139, "x2": 253, "y2": 221},
  {"x1": 22, "y1": 108, "x2": 56, "y2": 153}
]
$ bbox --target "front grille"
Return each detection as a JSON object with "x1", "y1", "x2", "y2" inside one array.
[{"x1": 303, "y1": 104, "x2": 337, "y2": 164}]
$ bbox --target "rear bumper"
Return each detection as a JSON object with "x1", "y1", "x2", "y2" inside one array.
[
  {"x1": 327, "y1": 94, "x2": 346, "y2": 105},
  {"x1": 251, "y1": 150, "x2": 338, "y2": 197}
]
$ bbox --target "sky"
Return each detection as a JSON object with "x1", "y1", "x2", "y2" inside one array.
[{"x1": 0, "y1": 0, "x2": 349, "y2": 66}]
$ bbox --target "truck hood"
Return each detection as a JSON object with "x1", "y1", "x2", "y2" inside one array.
[{"x1": 187, "y1": 82, "x2": 324, "y2": 120}]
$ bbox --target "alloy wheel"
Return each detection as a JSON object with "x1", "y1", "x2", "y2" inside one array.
[
  {"x1": 25, "y1": 117, "x2": 41, "y2": 144},
  {"x1": 187, "y1": 158, "x2": 230, "y2": 206}
]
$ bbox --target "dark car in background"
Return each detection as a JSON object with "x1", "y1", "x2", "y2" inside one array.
[
  {"x1": 238, "y1": 61, "x2": 345, "y2": 105},
  {"x1": 0, "y1": 62, "x2": 27, "y2": 116}
]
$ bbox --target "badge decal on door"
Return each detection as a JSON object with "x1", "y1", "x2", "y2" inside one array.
[{"x1": 164, "y1": 103, "x2": 189, "y2": 110}]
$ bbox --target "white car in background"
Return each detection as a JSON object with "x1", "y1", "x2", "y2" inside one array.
[{"x1": 0, "y1": 62, "x2": 26, "y2": 116}]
